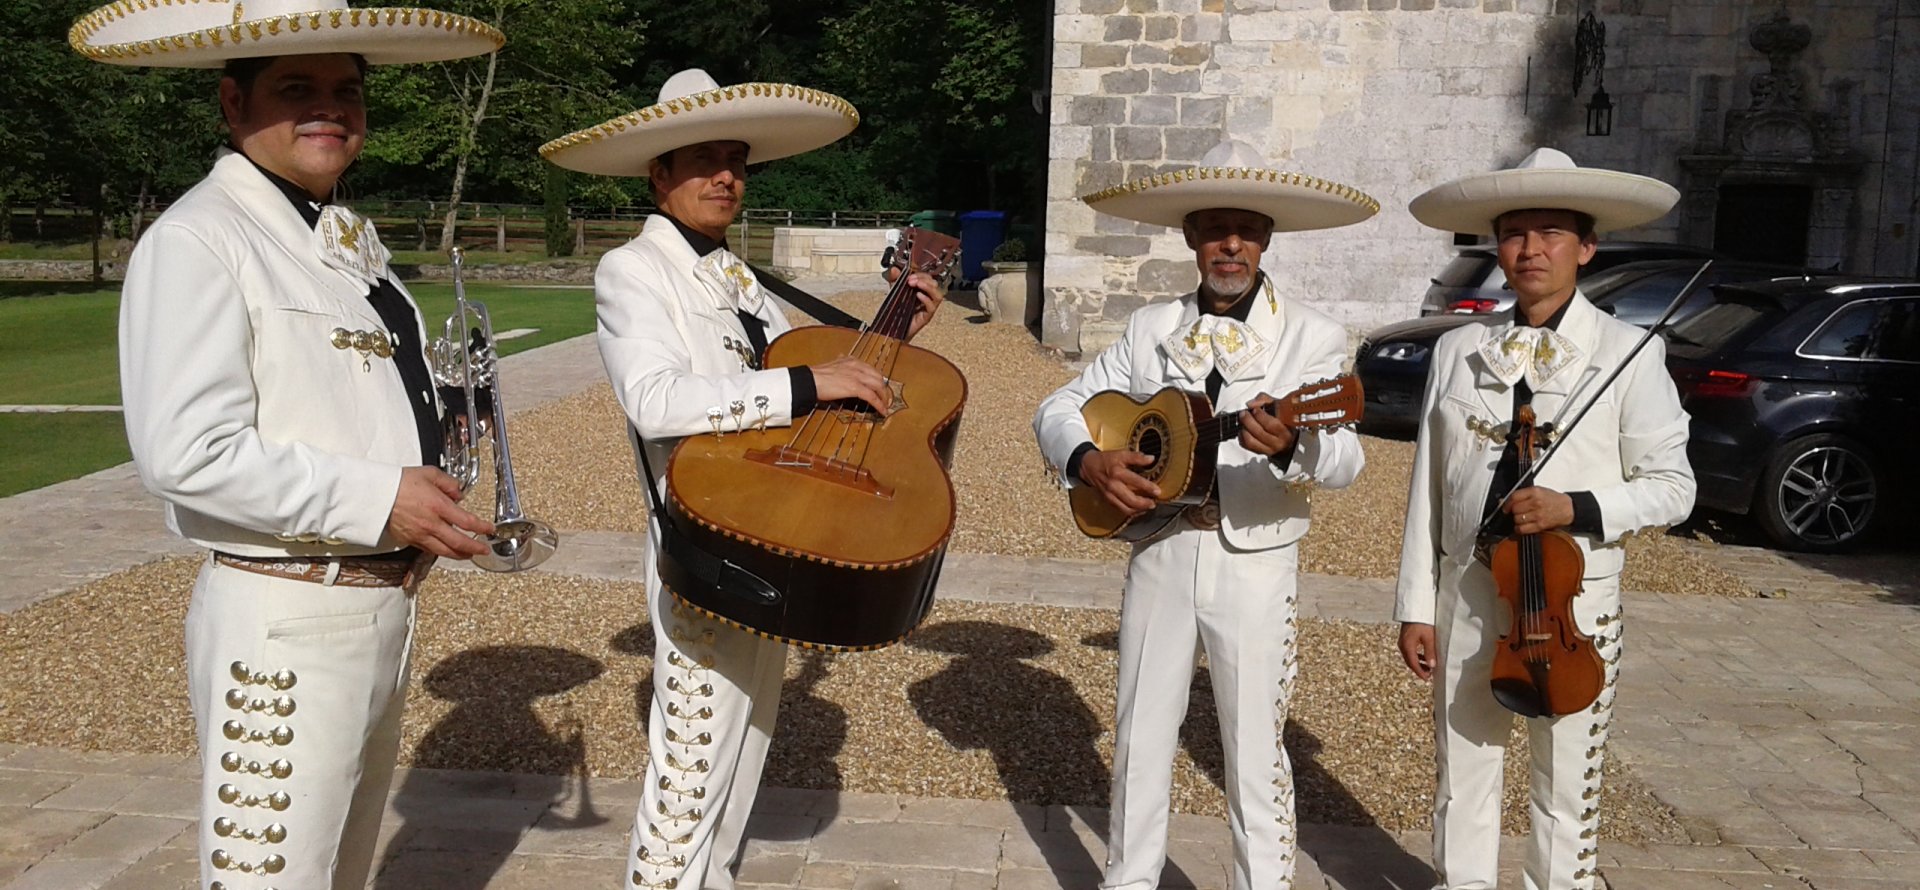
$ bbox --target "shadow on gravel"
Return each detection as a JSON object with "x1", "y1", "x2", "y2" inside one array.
[
  {"x1": 1179, "y1": 668, "x2": 1437, "y2": 889},
  {"x1": 378, "y1": 645, "x2": 608, "y2": 890},
  {"x1": 912, "y1": 620, "x2": 1124, "y2": 887}
]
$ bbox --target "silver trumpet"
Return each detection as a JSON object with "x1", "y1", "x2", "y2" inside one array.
[{"x1": 429, "y1": 247, "x2": 559, "y2": 572}]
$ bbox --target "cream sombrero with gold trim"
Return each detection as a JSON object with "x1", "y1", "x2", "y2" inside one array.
[
  {"x1": 540, "y1": 68, "x2": 859, "y2": 177},
  {"x1": 69, "y1": 0, "x2": 503, "y2": 68},
  {"x1": 1409, "y1": 147, "x2": 1680, "y2": 235},
  {"x1": 1082, "y1": 139, "x2": 1379, "y2": 232}
]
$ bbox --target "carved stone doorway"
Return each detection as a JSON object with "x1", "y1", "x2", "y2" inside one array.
[
  {"x1": 1713, "y1": 183, "x2": 1811, "y2": 265},
  {"x1": 1679, "y1": 12, "x2": 1864, "y2": 272}
]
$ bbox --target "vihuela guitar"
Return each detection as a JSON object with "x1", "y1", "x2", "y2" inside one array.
[
  {"x1": 659, "y1": 228, "x2": 966, "y2": 651},
  {"x1": 1070, "y1": 375, "x2": 1363, "y2": 541}
]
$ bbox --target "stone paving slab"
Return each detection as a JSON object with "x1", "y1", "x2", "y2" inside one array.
[{"x1": 12, "y1": 743, "x2": 1920, "y2": 889}]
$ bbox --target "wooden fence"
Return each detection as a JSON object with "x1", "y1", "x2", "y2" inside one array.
[{"x1": 4, "y1": 203, "x2": 913, "y2": 267}]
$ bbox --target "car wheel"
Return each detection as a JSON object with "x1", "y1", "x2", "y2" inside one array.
[{"x1": 1754, "y1": 433, "x2": 1880, "y2": 552}]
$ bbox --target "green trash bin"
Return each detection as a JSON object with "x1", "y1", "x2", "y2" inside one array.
[{"x1": 905, "y1": 209, "x2": 959, "y2": 237}]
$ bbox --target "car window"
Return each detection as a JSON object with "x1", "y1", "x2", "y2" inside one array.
[
  {"x1": 1802, "y1": 302, "x2": 1880, "y2": 359},
  {"x1": 1433, "y1": 255, "x2": 1492, "y2": 288},
  {"x1": 1662, "y1": 287, "x2": 1780, "y2": 353},
  {"x1": 1592, "y1": 270, "x2": 1690, "y2": 325},
  {"x1": 1869, "y1": 298, "x2": 1920, "y2": 362}
]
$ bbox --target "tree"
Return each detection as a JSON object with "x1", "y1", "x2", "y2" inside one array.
[
  {"x1": 360, "y1": 0, "x2": 643, "y2": 248},
  {"x1": 543, "y1": 164, "x2": 572, "y2": 257},
  {"x1": 1, "y1": 0, "x2": 220, "y2": 271},
  {"x1": 814, "y1": 0, "x2": 1048, "y2": 213}
]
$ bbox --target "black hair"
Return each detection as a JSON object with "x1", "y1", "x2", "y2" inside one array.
[{"x1": 1495, "y1": 208, "x2": 1597, "y2": 239}]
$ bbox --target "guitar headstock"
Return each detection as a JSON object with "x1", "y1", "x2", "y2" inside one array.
[
  {"x1": 890, "y1": 226, "x2": 962, "y2": 286},
  {"x1": 1277, "y1": 375, "x2": 1365, "y2": 429}
]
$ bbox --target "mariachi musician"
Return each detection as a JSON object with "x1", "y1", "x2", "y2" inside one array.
[
  {"x1": 71, "y1": 0, "x2": 505, "y2": 886},
  {"x1": 1393, "y1": 148, "x2": 1696, "y2": 890},
  {"x1": 540, "y1": 69, "x2": 945, "y2": 890},
  {"x1": 1034, "y1": 138, "x2": 1372, "y2": 890}
]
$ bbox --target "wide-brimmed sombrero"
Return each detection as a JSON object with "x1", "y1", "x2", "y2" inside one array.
[
  {"x1": 540, "y1": 68, "x2": 859, "y2": 177},
  {"x1": 69, "y1": 0, "x2": 503, "y2": 67},
  {"x1": 1081, "y1": 139, "x2": 1379, "y2": 232},
  {"x1": 1409, "y1": 147, "x2": 1679, "y2": 235}
]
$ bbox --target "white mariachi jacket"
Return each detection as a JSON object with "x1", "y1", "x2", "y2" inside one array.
[
  {"x1": 1393, "y1": 291, "x2": 1696, "y2": 626},
  {"x1": 596, "y1": 214, "x2": 802, "y2": 485},
  {"x1": 120, "y1": 151, "x2": 432, "y2": 558},
  {"x1": 1033, "y1": 281, "x2": 1365, "y2": 552}
]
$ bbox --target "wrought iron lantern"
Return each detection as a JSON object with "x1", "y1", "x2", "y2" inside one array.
[
  {"x1": 1585, "y1": 87, "x2": 1613, "y2": 137},
  {"x1": 1574, "y1": 12, "x2": 1611, "y2": 136}
]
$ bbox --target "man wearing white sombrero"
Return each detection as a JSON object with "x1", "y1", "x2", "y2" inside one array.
[
  {"x1": 70, "y1": 1, "x2": 504, "y2": 887},
  {"x1": 1034, "y1": 139, "x2": 1373, "y2": 890},
  {"x1": 1393, "y1": 149, "x2": 1696, "y2": 890},
  {"x1": 542, "y1": 69, "x2": 945, "y2": 890}
]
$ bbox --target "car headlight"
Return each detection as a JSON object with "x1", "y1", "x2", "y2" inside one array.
[{"x1": 1373, "y1": 342, "x2": 1430, "y2": 363}]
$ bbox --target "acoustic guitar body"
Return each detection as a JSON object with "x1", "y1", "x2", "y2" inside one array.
[
  {"x1": 1064, "y1": 375, "x2": 1363, "y2": 543},
  {"x1": 1068, "y1": 388, "x2": 1216, "y2": 541},
  {"x1": 663, "y1": 324, "x2": 967, "y2": 651}
]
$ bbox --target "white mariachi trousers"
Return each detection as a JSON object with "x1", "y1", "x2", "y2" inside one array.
[
  {"x1": 627, "y1": 537, "x2": 787, "y2": 890},
  {"x1": 1103, "y1": 522, "x2": 1302, "y2": 890},
  {"x1": 185, "y1": 556, "x2": 418, "y2": 890},
  {"x1": 1430, "y1": 561, "x2": 1623, "y2": 890}
]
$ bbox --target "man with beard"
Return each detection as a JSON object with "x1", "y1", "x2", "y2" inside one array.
[
  {"x1": 541, "y1": 68, "x2": 945, "y2": 890},
  {"x1": 1033, "y1": 139, "x2": 1375, "y2": 890},
  {"x1": 71, "y1": 1, "x2": 505, "y2": 886}
]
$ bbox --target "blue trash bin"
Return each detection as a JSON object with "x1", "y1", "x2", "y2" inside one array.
[{"x1": 957, "y1": 210, "x2": 1008, "y2": 283}]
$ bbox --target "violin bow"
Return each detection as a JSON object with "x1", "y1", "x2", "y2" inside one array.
[{"x1": 1473, "y1": 260, "x2": 1714, "y2": 539}]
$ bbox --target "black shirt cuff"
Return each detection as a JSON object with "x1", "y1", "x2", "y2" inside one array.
[
  {"x1": 790, "y1": 367, "x2": 817, "y2": 416},
  {"x1": 1569, "y1": 491, "x2": 1603, "y2": 536},
  {"x1": 1065, "y1": 441, "x2": 1099, "y2": 483},
  {"x1": 1267, "y1": 441, "x2": 1298, "y2": 473}
]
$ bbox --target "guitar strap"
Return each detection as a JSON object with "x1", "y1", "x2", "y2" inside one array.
[
  {"x1": 746, "y1": 262, "x2": 864, "y2": 330},
  {"x1": 626, "y1": 425, "x2": 784, "y2": 606}
]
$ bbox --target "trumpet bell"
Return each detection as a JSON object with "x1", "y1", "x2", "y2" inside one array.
[{"x1": 473, "y1": 518, "x2": 560, "y2": 573}]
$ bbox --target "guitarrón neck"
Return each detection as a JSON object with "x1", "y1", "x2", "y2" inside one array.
[{"x1": 867, "y1": 275, "x2": 920, "y2": 341}]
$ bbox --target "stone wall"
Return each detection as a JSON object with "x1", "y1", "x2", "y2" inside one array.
[
  {"x1": 1044, "y1": 0, "x2": 1919, "y2": 355},
  {"x1": 771, "y1": 226, "x2": 892, "y2": 276},
  {"x1": 0, "y1": 261, "x2": 124, "y2": 281}
]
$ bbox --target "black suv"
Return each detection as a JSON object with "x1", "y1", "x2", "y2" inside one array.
[
  {"x1": 1419, "y1": 241, "x2": 1724, "y2": 316},
  {"x1": 1666, "y1": 278, "x2": 1920, "y2": 552}
]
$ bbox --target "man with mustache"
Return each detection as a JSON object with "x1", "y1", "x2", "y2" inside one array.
[
  {"x1": 72, "y1": 1, "x2": 504, "y2": 886},
  {"x1": 1033, "y1": 139, "x2": 1374, "y2": 890},
  {"x1": 1394, "y1": 148, "x2": 1695, "y2": 890},
  {"x1": 541, "y1": 68, "x2": 944, "y2": 890}
]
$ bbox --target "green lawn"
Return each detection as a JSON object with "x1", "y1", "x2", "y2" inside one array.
[
  {"x1": 0, "y1": 282, "x2": 596, "y2": 496},
  {"x1": 0, "y1": 413, "x2": 132, "y2": 498},
  {"x1": 405, "y1": 283, "x2": 597, "y2": 356},
  {"x1": 0, "y1": 289, "x2": 123, "y2": 405}
]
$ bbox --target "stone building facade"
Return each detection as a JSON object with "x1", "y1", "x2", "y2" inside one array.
[{"x1": 1041, "y1": 0, "x2": 1920, "y2": 355}]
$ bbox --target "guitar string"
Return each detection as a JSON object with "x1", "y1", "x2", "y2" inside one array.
[
  {"x1": 820, "y1": 243, "x2": 947, "y2": 463},
  {"x1": 786, "y1": 243, "x2": 946, "y2": 467},
  {"x1": 785, "y1": 266, "x2": 913, "y2": 454}
]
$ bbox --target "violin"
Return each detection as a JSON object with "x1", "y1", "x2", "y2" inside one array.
[{"x1": 1488, "y1": 404, "x2": 1605, "y2": 718}]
